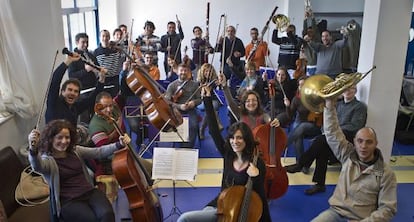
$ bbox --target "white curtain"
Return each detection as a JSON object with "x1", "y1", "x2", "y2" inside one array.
[{"x1": 0, "y1": 0, "x2": 36, "y2": 119}]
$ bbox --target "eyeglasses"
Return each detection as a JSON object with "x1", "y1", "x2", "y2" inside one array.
[{"x1": 145, "y1": 57, "x2": 153, "y2": 59}]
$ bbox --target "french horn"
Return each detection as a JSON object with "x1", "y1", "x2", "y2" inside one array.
[
  {"x1": 272, "y1": 14, "x2": 290, "y2": 32},
  {"x1": 300, "y1": 66, "x2": 376, "y2": 112}
]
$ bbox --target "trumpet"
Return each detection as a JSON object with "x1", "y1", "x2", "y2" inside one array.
[{"x1": 272, "y1": 14, "x2": 290, "y2": 32}]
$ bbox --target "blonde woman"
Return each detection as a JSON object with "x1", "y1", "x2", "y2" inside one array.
[{"x1": 197, "y1": 63, "x2": 223, "y2": 139}]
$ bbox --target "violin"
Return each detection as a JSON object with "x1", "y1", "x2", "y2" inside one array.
[
  {"x1": 252, "y1": 81, "x2": 289, "y2": 199},
  {"x1": 171, "y1": 80, "x2": 189, "y2": 103},
  {"x1": 94, "y1": 104, "x2": 163, "y2": 222},
  {"x1": 217, "y1": 148, "x2": 263, "y2": 222}
]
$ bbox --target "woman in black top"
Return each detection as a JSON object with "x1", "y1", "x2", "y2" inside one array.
[{"x1": 177, "y1": 85, "x2": 271, "y2": 222}]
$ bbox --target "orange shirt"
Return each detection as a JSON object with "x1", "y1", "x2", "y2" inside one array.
[
  {"x1": 148, "y1": 65, "x2": 160, "y2": 80},
  {"x1": 245, "y1": 41, "x2": 269, "y2": 70}
]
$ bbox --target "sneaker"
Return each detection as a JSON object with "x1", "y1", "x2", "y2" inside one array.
[
  {"x1": 304, "y1": 184, "x2": 326, "y2": 195},
  {"x1": 285, "y1": 164, "x2": 302, "y2": 173}
]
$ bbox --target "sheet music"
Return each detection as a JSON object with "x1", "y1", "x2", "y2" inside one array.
[
  {"x1": 159, "y1": 116, "x2": 189, "y2": 142},
  {"x1": 152, "y1": 147, "x2": 199, "y2": 181}
]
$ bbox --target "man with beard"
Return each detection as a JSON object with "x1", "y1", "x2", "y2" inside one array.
[
  {"x1": 245, "y1": 27, "x2": 269, "y2": 74},
  {"x1": 305, "y1": 30, "x2": 348, "y2": 79},
  {"x1": 165, "y1": 64, "x2": 201, "y2": 148},
  {"x1": 45, "y1": 53, "x2": 106, "y2": 127}
]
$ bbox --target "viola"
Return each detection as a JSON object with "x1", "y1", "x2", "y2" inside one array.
[
  {"x1": 252, "y1": 81, "x2": 289, "y2": 199},
  {"x1": 217, "y1": 148, "x2": 263, "y2": 222},
  {"x1": 94, "y1": 104, "x2": 163, "y2": 222}
]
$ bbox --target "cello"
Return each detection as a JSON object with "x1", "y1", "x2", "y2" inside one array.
[
  {"x1": 94, "y1": 103, "x2": 163, "y2": 222},
  {"x1": 252, "y1": 80, "x2": 289, "y2": 199},
  {"x1": 216, "y1": 148, "x2": 263, "y2": 222},
  {"x1": 120, "y1": 45, "x2": 183, "y2": 132}
]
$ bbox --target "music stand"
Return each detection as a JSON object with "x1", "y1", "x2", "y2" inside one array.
[{"x1": 152, "y1": 148, "x2": 198, "y2": 221}]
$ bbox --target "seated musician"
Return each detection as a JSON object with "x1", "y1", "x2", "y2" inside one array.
[
  {"x1": 28, "y1": 119, "x2": 130, "y2": 222},
  {"x1": 312, "y1": 89, "x2": 396, "y2": 222},
  {"x1": 196, "y1": 63, "x2": 223, "y2": 140},
  {"x1": 165, "y1": 55, "x2": 179, "y2": 82},
  {"x1": 285, "y1": 86, "x2": 367, "y2": 195},
  {"x1": 237, "y1": 61, "x2": 265, "y2": 104},
  {"x1": 262, "y1": 66, "x2": 297, "y2": 127},
  {"x1": 284, "y1": 76, "x2": 322, "y2": 172},
  {"x1": 218, "y1": 73, "x2": 278, "y2": 129},
  {"x1": 164, "y1": 63, "x2": 201, "y2": 148},
  {"x1": 177, "y1": 85, "x2": 272, "y2": 222},
  {"x1": 143, "y1": 52, "x2": 160, "y2": 80},
  {"x1": 88, "y1": 91, "x2": 124, "y2": 176}
]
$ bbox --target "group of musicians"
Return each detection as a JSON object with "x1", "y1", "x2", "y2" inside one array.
[{"x1": 25, "y1": 4, "x2": 398, "y2": 222}]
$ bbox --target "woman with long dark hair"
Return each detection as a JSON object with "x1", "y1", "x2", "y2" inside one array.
[
  {"x1": 28, "y1": 119, "x2": 129, "y2": 222},
  {"x1": 177, "y1": 85, "x2": 271, "y2": 222}
]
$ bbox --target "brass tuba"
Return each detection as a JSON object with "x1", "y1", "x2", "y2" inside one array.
[
  {"x1": 272, "y1": 14, "x2": 290, "y2": 32},
  {"x1": 300, "y1": 66, "x2": 376, "y2": 112}
]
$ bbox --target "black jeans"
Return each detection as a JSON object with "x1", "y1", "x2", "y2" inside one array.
[{"x1": 298, "y1": 130, "x2": 354, "y2": 186}]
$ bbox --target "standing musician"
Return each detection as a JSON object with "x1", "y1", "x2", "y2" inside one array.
[
  {"x1": 68, "y1": 32, "x2": 103, "y2": 124},
  {"x1": 272, "y1": 24, "x2": 303, "y2": 76},
  {"x1": 245, "y1": 27, "x2": 269, "y2": 73},
  {"x1": 177, "y1": 85, "x2": 271, "y2": 222},
  {"x1": 160, "y1": 19, "x2": 184, "y2": 74},
  {"x1": 45, "y1": 52, "x2": 106, "y2": 127},
  {"x1": 136, "y1": 21, "x2": 162, "y2": 66},
  {"x1": 191, "y1": 26, "x2": 213, "y2": 77},
  {"x1": 164, "y1": 64, "x2": 201, "y2": 148},
  {"x1": 215, "y1": 25, "x2": 245, "y2": 97},
  {"x1": 28, "y1": 119, "x2": 130, "y2": 222},
  {"x1": 94, "y1": 29, "x2": 123, "y2": 97}
]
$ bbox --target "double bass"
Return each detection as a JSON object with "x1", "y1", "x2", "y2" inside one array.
[
  {"x1": 252, "y1": 80, "x2": 289, "y2": 199},
  {"x1": 106, "y1": 45, "x2": 183, "y2": 221},
  {"x1": 94, "y1": 103, "x2": 163, "y2": 222}
]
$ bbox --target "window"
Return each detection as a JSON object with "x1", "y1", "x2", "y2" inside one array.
[{"x1": 61, "y1": 0, "x2": 99, "y2": 50}]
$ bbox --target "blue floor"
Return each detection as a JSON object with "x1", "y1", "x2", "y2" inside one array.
[
  {"x1": 114, "y1": 184, "x2": 413, "y2": 222},
  {"x1": 123, "y1": 106, "x2": 414, "y2": 221}
]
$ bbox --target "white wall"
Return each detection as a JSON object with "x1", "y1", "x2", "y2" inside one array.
[
  {"x1": 96, "y1": 0, "x2": 365, "y2": 78},
  {"x1": 0, "y1": 0, "x2": 64, "y2": 151}
]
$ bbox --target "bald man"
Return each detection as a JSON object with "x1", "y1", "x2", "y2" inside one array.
[{"x1": 311, "y1": 94, "x2": 397, "y2": 222}]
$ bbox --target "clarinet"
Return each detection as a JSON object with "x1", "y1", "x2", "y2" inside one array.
[{"x1": 204, "y1": 2, "x2": 210, "y2": 63}]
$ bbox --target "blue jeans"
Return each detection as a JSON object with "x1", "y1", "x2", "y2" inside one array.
[
  {"x1": 311, "y1": 208, "x2": 349, "y2": 222},
  {"x1": 177, "y1": 206, "x2": 217, "y2": 222},
  {"x1": 287, "y1": 122, "x2": 321, "y2": 161}
]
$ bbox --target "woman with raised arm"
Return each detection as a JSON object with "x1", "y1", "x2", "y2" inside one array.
[
  {"x1": 219, "y1": 72, "x2": 278, "y2": 129},
  {"x1": 28, "y1": 119, "x2": 130, "y2": 222},
  {"x1": 177, "y1": 85, "x2": 271, "y2": 222}
]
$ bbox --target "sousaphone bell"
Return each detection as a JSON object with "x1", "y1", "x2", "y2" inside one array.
[{"x1": 300, "y1": 66, "x2": 376, "y2": 113}]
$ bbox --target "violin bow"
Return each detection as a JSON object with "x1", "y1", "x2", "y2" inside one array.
[{"x1": 31, "y1": 50, "x2": 58, "y2": 145}]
